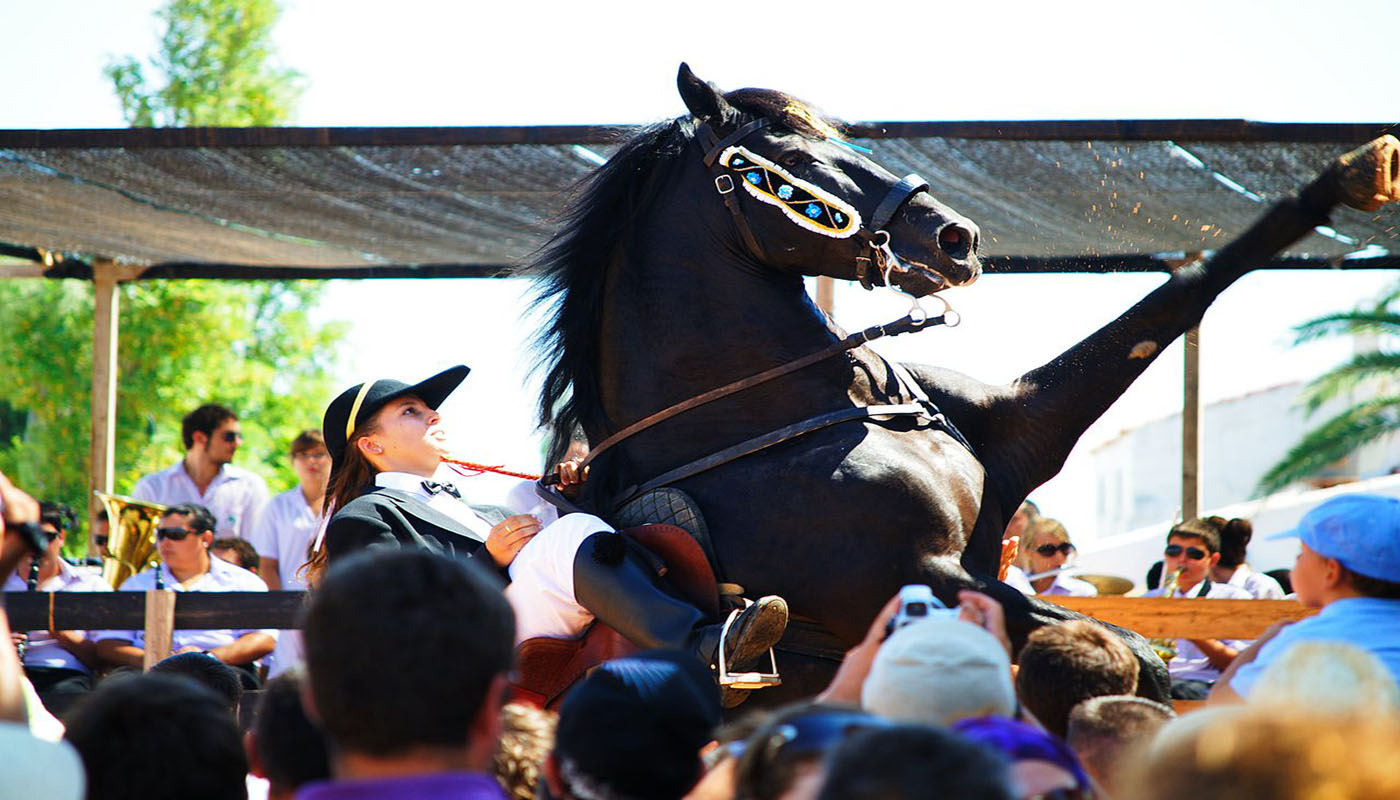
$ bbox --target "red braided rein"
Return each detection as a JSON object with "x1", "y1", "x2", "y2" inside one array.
[{"x1": 441, "y1": 456, "x2": 541, "y2": 481}]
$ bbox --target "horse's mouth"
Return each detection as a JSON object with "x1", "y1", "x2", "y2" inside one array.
[{"x1": 888, "y1": 258, "x2": 952, "y2": 297}]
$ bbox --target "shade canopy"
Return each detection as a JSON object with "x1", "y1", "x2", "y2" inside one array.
[{"x1": 1, "y1": 120, "x2": 1396, "y2": 278}]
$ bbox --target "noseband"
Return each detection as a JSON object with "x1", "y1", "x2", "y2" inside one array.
[{"x1": 696, "y1": 119, "x2": 930, "y2": 290}]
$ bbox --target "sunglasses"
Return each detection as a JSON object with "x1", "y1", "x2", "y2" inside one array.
[
  {"x1": 94, "y1": 535, "x2": 108, "y2": 546},
  {"x1": 1164, "y1": 544, "x2": 1208, "y2": 560},
  {"x1": 1029, "y1": 791, "x2": 1092, "y2": 800},
  {"x1": 1035, "y1": 542, "x2": 1075, "y2": 557},
  {"x1": 155, "y1": 527, "x2": 198, "y2": 541},
  {"x1": 756, "y1": 711, "x2": 891, "y2": 768},
  {"x1": 219, "y1": 431, "x2": 243, "y2": 443}
]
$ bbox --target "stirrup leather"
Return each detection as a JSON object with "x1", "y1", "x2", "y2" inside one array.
[{"x1": 716, "y1": 606, "x2": 782, "y2": 690}]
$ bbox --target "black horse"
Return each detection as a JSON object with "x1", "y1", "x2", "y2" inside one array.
[{"x1": 526, "y1": 64, "x2": 1395, "y2": 703}]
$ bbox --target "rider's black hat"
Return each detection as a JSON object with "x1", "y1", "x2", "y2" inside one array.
[{"x1": 322, "y1": 365, "x2": 470, "y2": 463}]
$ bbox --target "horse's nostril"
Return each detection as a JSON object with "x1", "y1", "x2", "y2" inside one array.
[{"x1": 938, "y1": 224, "x2": 973, "y2": 259}]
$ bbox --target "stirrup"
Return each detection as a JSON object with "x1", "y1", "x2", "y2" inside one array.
[{"x1": 716, "y1": 606, "x2": 782, "y2": 690}]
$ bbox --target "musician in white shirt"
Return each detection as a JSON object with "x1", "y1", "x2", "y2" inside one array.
[
  {"x1": 96, "y1": 503, "x2": 275, "y2": 686},
  {"x1": 131, "y1": 404, "x2": 270, "y2": 539}
]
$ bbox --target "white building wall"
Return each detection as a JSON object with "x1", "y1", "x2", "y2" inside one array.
[{"x1": 1092, "y1": 382, "x2": 1400, "y2": 537}]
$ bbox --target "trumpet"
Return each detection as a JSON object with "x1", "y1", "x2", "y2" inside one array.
[
  {"x1": 1149, "y1": 566, "x2": 1186, "y2": 663},
  {"x1": 93, "y1": 492, "x2": 167, "y2": 589}
]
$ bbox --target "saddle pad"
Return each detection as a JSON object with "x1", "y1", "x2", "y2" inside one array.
[{"x1": 613, "y1": 488, "x2": 721, "y2": 579}]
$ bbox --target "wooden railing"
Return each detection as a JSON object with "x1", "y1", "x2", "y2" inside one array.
[{"x1": 1043, "y1": 597, "x2": 1316, "y2": 639}]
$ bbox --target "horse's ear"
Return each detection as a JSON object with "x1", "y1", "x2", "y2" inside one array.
[{"x1": 677, "y1": 63, "x2": 732, "y2": 124}]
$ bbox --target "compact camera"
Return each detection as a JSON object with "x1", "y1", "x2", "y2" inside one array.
[{"x1": 884, "y1": 584, "x2": 959, "y2": 638}]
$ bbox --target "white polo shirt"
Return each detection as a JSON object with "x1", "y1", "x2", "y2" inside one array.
[
  {"x1": 1003, "y1": 565, "x2": 1099, "y2": 597},
  {"x1": 4, "y1": 561, "x2": 112, "y2": 673},
  {"x1": 1145, "y1": 579, "x2": 1253, "y2": 681},
  {"x1": 132, "y1": 461, "x2": 270, "y2": 539},
  {"x1": 98, "y1": 555, "x2": 277, "y2": 656},
  {"x1": 1225, "y1": 563, "x2": 1286, "y2": 600},
  {"x1": 249, "y1": 487, "x2": 322, "y2": 591}
]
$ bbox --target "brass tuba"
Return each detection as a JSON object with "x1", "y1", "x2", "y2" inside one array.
[{"x1": 93, "y1": 492, "x2": 167, "y2": 589}]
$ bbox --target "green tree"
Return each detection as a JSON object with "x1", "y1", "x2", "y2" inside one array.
[
  {"x1": 105, "y1": 0, "x2": 302, "y2": 127},
  {"x1": 0, "y1": 0, "x2": 340, "y2": 553},
  {"x1": 1258, "y1": 284, "x2": 1400, "y2": 494}
]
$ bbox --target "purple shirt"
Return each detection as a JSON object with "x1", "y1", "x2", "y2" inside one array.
[{"x1": 295, "y1": 772, "x2": 506, "y2": 800}]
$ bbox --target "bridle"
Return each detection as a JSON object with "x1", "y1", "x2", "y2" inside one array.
[
  {"x1": 696, "y1": 117, "x2": 933, "y2": 290},
  {"x1": 540, "y1": 117, "x2": 975, "y2": 511}
]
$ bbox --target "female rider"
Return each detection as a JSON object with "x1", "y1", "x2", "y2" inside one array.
[{"x1": 305, "y1": 365, "x2": 787, "y2": 696}]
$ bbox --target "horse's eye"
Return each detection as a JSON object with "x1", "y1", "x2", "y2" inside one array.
[{"x1": 777, "y1": 152, "x2": 805, "y2": 168}]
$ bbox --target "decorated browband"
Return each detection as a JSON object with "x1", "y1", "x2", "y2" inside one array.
[{"x1": 718, "y1": 145, "x2": 863, "y2": 238}]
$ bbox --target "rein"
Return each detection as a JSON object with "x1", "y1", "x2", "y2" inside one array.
[{"x1": 578, "y1": 304, "x2": 959, "y2": 474}]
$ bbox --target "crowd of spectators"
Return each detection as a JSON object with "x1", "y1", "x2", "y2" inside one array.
[{"x1": 2, "y1": 412, "x2": 1399, "y2": 797}]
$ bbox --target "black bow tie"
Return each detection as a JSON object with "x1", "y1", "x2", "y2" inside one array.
[{"x1": 421, "y1": 480, "x2": 461, "y2": 499}]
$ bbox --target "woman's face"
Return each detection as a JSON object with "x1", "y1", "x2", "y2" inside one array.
[
  {"x1": 1028, "y1": 536, "x2": 1073, "y2": 575},
  {"x1": 362, "y1": 395, "x2": 450, "y2": 475}
]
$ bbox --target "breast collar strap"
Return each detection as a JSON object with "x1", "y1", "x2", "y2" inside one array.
[{"x1": 696, "y1": 120, "x2": 929, "y2": 288}]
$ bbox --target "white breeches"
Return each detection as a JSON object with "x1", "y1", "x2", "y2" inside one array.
[{"x1": 504, "y1": 512, "x2": 614, "y2": 643}]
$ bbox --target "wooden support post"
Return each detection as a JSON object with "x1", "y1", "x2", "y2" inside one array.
[
  {"x1": 90, "y1": 261, "x2": 120, "y2": 529},
  {"x1": 142, "y1": 589, "x2": 177, "y2": 671},
  {"x1": 1182, "y1": 325, "x2": 1202, "y2": 521},
  {"x1": 815, "y1": 276, "x2": 835, "y2": 316}
]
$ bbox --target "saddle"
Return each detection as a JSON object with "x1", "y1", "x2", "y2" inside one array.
[{"x1": 510, "y1": 521, "x2": 721, "y2": 709}]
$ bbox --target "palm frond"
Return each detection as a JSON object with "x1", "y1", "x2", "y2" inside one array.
[
  {"x1": 1293, "y1": 310, "x2": 1400, "y2": 345},
  {"x1": 1257, "y1": 396, "x2": 1400, "y2": 494},
  {"x1": 1298, "y1": 351, "x2": 1400, "y2": 414}
]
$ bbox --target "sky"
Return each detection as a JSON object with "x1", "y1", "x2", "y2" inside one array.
[{"x1": 3, "y1": 0, "x2": 1397, "y2": 540}]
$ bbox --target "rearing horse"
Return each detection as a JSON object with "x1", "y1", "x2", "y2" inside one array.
[{"x1": 527, "y1": 64, "x2": 1399, "y2": 703}]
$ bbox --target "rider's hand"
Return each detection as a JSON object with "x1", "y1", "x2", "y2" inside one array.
[
  {"x1": 555, "y1": 459, "x2": 589, "y2": 499},
  {"x1": 0, "y1": 470, "x2": 40, "y2": 577},
  {"x1": 485, "y1": 514, "x2": 541, "y2": 568},
  {"x1": 957, "y1": 590, "x2": 1012, "y2": 656}
]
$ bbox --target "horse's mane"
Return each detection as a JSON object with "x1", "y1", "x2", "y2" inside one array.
[{"x1": 524, "y1": 88, "x2": 848, "y2": 464}]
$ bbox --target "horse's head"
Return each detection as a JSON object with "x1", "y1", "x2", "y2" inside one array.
[{"x1": 677, "y1": 64, "x2": 982, "y2": 297}]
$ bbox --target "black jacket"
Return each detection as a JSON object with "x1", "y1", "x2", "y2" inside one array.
[{"x1": 323, "y1": 487, "x2": 510, "y2": 573}]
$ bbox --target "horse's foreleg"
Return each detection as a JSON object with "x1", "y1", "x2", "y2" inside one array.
[{"x1": 1002, "y1": 136, "x2": 1400, "y2": 493}]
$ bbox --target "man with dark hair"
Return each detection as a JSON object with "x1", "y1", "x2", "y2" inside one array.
[
  {"x1": 96, "y1": 503, "x2": 275, "y2": 684},
  {"x1": 149, "y1": 651, "x2": 243, "y2": 713},
  {"x1": 1214, "y1": 493, "x2": 1400, "y2": 703},
  {"x1": 133, "y1": 402, "x2": 269, "y2": 538},
  {"x1": 1066, "y1": 695, "x2": 1175, "y2": 797},
  {"x1": 212, "y1": 536, "x2": 262, "y2": 575},
  {"x1": 1015, "y1": 619, "x2": 1140, "y2": 739},
  {"x1": 298, "y1": 549, "x2": 513, "y2": 798},
  {"x1": 63, "y1": 673, "x2": 248, "y2": 800},
  {"x1": 1144, "y1": 520, "x2": 1252, "y2": 699},
  {"x1": 541, "y1": 650, "x2": 720, "y2": 800},
  {"x1": 815, "y1": 724, "x2": 1015, "y2": 800},
  {"x1": 248, "y1": 668, "x2": 330, "y2": 800},
  {"x1": 6, "y1": 500, "x2": 110, "y2": 717}
]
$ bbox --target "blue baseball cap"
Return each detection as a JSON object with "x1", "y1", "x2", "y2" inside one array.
[{"x1": 1270, "y1": 494, "x2": 1400, "y2": 582}]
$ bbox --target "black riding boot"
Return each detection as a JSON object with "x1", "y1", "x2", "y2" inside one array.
[{"x1": 572, "y1": 532, "x2": 788, "y2": 673}]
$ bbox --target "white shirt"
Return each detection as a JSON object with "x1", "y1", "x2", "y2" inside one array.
[
  {"x1": 1003, "y1": 565, "x2": 1099, "y2": 597},
  {"x1": 1145, "y1": 578, "x2": 1253, "y2": 681},
  {"x1": 249, "y1": 487, "x2": 321, "y2": 591},
  {"x1": 4, "y1": 561, "x2": 112, "y2": 673},
  {"x1": 374, "y1": 469, "x2": 493, "y2": 542},
  {"x1": 132, "y1": 460, "x2": 270, "y2": 539},
  {"x1": 98, "y1": 555, "x2": 277, "y2": 655},
  {"x1": 1224, "y1": 563, "x2": 1286, "y2": 600},
  {"x1": 505, "y1": 479, "x2": 561, "y2": 526}
]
